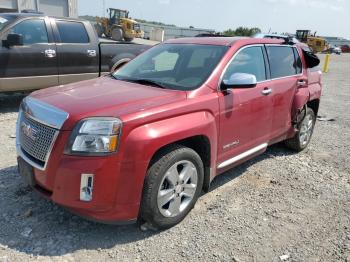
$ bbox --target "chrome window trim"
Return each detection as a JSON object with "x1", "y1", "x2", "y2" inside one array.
[{"x1": 218, "y1": 44, "x2": 304, "y2": 91}]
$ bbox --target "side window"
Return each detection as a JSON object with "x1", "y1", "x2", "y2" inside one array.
[
  {"x1": 267, "y1": 46, "x2": 297, "y2": 78},
  {"x1": 153, "y1": 51, "x2": 179, "y2": 72},
  {"x1": 9, "y1": 19, "x2": 48, "y2": 45},
  {"x1": 56, "y1": 21, "x2": 89, "y2": 44},
  {"x1": 223, "y1": 46, "x2": 266, "y2": 82},
  {"x1": 293, "y1": 48, "x2": 303, "y2": 74}
]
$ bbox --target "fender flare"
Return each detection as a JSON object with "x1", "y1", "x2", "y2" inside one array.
[
  {"x1": 115, "y1": 111, "x2": 218, "y2": 206},
  {"x1": 109, "y1": 53, "x2": 135, "y2": 72}
]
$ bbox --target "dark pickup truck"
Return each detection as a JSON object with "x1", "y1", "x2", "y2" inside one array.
[{"x1": 0, "y1": 13, "x2": 150, "y2": 92}]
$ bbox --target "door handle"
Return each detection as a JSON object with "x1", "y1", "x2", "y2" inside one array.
[
  {"x1": 261, "y1": 87, "x2": 272, "y2": 96},
  {"x1": 87, "y1": 50, "x2": 97, "y2": 57},
  {"x1": 297, "y1": 79, "x2": 307, "y2": 87},
  {"x1": 44, "y1": 49, "x2": 56, "y2": 58}
]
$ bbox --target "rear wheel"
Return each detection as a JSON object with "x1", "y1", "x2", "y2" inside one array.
[
  {"x1": 140, "y1": 146, "x2": 204, "y2": 230},
  {"x1": 285, "y1": 108, "x2": 316, "y2": 152}
]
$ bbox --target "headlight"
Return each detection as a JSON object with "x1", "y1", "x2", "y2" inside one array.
[{"x1": 65, "y1": 118, "x2": 122, "y2": 155}]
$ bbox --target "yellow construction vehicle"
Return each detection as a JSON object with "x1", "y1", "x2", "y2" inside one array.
[
  {"x1": 96, "y1": 8, "x2": 144, "y2": 42},
  {"x1": 295, "y1": 30, "x2": 327, "y2": 53}
]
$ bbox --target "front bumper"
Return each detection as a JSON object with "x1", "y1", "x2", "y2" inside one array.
[
  {"x1": 16, "y1": 127, "x2": 146, "y2": 224},
  {"x1": 18, "y1": 150, "x2": 147, "y2": 223},
  {"x1": 16, "y1": 97, "x2": 148, "y2": 224}
]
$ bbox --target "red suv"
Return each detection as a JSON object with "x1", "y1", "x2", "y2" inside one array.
[{"x1": 16, "y1": 37, "x2": 322, "y2": 229}]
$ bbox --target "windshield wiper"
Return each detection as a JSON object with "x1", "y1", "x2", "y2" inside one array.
[{"x1": 117, "y1": 78, "x2": 167, "y2": 89}]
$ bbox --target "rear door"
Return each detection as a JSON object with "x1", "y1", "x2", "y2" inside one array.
[
  {"x1": 51, "y1": 19, "x2": 99, "y2": 85},
  {"x1": 0, "y1": 17, "x2": 58, "y2": 92},
  {"x1": 217, "y1": 45, "x2": 273, "y2": 169},
  {"x1": 265, "y1": 45, "x2": 304, "y2": 139}
]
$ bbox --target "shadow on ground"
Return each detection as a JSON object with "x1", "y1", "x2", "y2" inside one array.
[
  {"x1": 0, "y1": 93, "x2": 27, "y2": 113},
  {"x1": 0, "y1": 144, "x2": 295, "y2": 256}
]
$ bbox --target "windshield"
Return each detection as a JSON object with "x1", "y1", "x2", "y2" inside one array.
[
  {"x1": 0, "y1": 16, "x2": 14, "y2": 31},
  {"x1": 113, "y1": 44, "x2": 229, "y2": 91}
]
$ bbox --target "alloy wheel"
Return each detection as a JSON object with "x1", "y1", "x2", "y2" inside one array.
[
  {"x1": 157, "y1": 160, "x2": 198, "y2": 218},
  {"x1": 299, "y1": 114, "x2": 314, "y2": 146}
]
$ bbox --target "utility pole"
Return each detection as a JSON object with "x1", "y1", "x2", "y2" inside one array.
[{"x1": 103, "y1": 0, "x2": 106, "y2": 17}]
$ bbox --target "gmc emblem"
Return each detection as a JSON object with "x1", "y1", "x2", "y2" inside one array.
[{"x1": 21, "y1": 122, "x2": 38, "y2": 141}]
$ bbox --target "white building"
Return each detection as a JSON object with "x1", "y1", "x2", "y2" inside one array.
[
  {"x1": 139, "y1": 22, "x2": 214, "y2": 41},
  {"x1": 0, "y1": 0, "x2": 78, "y2": 17}
]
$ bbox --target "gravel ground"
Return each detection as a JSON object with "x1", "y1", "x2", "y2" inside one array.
[{"x1": 0, "y1": 54, "x2": 349, "y2": 262}]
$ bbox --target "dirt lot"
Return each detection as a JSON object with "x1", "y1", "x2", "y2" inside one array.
[{"x1": 0, "y1": 54, "x2": 349, "y2": 262}]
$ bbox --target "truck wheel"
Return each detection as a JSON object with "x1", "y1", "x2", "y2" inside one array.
[
  {"x1": 111, "y1": 28, "x2": 123, "y2": 41},
  {"x1": 124, "y1": 37, "x2": 134, "y2": 42},
  {"x1": 140, "y1": 145, "x2": 204, "y2": 230},
  {"x1": 285, "y1": 108, "x2": 316, "y2": 152}
]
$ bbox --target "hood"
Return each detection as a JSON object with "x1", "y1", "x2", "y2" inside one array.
[{"x1": 31, "y1": 76, "x2": 187, "y2": 129}]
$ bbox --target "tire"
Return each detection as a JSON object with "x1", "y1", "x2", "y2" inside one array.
[
  {"x1": 111, "y1": 28, "x2": 123, "y2": 41},
  {"x1": 140, "y1": 145, "x2": 204, "y2": 230},
  {"x1": 110, "y1": 54, "x2": 134, "y2": 72},
  {"x1": 124, "y1": 37, "x2": 134, "y2": 42},
  {"x1": 285, "y1": 108, "x2": 316, "y2": 152}
]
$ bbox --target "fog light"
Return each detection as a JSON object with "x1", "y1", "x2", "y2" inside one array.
[{"x1": 80, "y1": 174, "x2": 94, "y2": 202}]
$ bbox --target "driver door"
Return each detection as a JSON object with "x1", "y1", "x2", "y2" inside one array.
[
  {"x1": 0, "y1": 18, "x2": 58, "y2": 92},
  {"x1": 217, "y1": 45, "x2": 273, "y2": 168}
]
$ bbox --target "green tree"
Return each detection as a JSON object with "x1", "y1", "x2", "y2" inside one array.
[
  {"x1": 223, "y1": 27, "x2": 261, "y2": 37},
  {"x1": 223, "y1": 28, "x2": 236, "y2": 36}
]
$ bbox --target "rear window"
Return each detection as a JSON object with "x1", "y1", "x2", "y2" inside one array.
[
  {"x1": 267, "y1": 46, "x2": 298, "y2": 78},
  {"x1": 56, "y1": 21, "x2": 89, "y2": 43}
]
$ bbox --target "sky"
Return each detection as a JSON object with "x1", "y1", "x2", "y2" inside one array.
[{"x1": 78, "y1": 0, "x2": 350, "y2": 39}]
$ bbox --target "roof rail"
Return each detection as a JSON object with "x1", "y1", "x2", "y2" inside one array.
[{"x1": 195, "y1": 33, "x2": 228, "y2": 37}]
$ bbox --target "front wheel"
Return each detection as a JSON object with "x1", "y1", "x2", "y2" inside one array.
[
  {"x1": 111, "y1": 27, "x2": 123, "y2": 41},
  {"x1": 140, "y1": 146, "x2": 204, "y2": 230},
  {"x1": 285, "y1": 108, "x2": 316, "y2": 152}
]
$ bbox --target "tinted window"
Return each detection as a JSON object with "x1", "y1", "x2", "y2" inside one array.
[
  {"x1": 223, "y1": 46, "x2": 266, "y2": 82},
  {"x1": 293, "y1": 48, "x2": 303, "y2": 74},
  {"x1": 267, "y1": 46, "x2": 297, "y2": 78},
  {"x1": 0, "y1": 15, "x2": 15, "y2": 31},
  {"x1": 9, "y1": 19, "x2": 48, "y2": 45},
  {"x1": 56, "y1": 21, "x2": 89, "y2": 43}
]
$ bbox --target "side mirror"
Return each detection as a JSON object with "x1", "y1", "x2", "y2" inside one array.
[
  {"x1": 3, "y1": 34, "x2": 23, "y2": 47},
  {"x1": 221, "y1": 73, "x2": 257, "y2": 90}
]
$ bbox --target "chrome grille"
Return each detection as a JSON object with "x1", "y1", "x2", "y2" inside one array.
[{"x1": 19, "y1": 112, "x2": 58, "y2": 164}]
